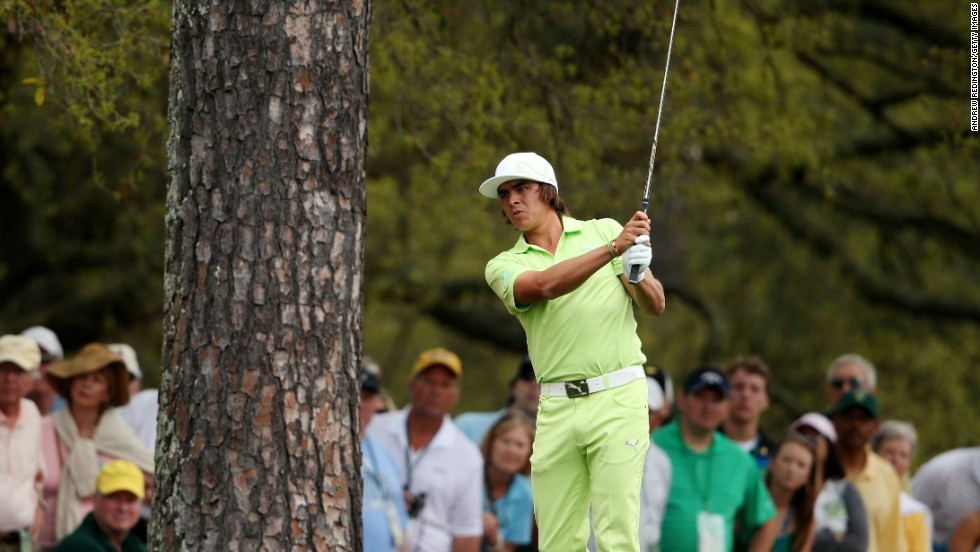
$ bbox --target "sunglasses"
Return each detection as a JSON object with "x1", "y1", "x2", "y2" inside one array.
[{"x1": 829, "y1": 376, "x2": 864, "y2": 390}]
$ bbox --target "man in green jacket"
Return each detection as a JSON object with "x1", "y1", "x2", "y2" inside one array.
[{"x1": 52, "y1": 460, "x2": 146, "y2": 552}]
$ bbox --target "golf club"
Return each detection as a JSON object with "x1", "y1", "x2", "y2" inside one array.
[{"x1": 629, "y1": 0, "x2": 681, "y2": 284}]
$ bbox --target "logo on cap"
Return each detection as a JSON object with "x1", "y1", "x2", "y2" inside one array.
[
  {"x1": 683, "y1": 366, "x2": 730, "y2": 397},
  {"x1": 701, "y1": 372, "x2": 724, "y2": 385}
]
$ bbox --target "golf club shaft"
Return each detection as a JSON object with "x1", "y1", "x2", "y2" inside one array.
[{"x1": 629, "y1": 0, "x2": 681, "y2": 284}]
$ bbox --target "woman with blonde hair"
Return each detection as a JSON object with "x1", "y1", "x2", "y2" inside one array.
[
  {"x1": 479, "y1": 412, "x2": 535, "y2": 552},
  {"x1": 37, "y1": 343, "x2": 153, "y2": 548}
]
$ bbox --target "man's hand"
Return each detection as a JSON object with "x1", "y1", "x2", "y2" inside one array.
[
  {"x1": 613, "y1": 211, "x2": 652, "y2": 253},
  {"x1": 622, "y1": 235, "x2": 652, "y2": 283},
  {"x1": 482, "y1": 511, "x2": 500, "y2": 547}
]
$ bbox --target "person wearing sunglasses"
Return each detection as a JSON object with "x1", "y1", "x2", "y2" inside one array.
[
  {"x1": 825, "y1": 354, "x2": 877, "y2": 410},
  {"x1": 830, "y1": 390, "x2": 904, "y2": 552}
]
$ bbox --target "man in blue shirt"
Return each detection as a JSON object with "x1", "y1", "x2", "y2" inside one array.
[{"x1": 360, "y1": 371, "x2": 408, "y2": 552}]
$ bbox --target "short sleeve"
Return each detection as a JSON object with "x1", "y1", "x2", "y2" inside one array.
[
  {"x1": 739, "y1": 461, "x2": 777, "y2": 531},
  {"x1": 499, "y1": 475, "x2": 534, "y2": 545},
  {"x1": 450, "y1": 453, "x2": 485, "y2": 537},
  {"x1": 485, "y1": 255, "x2": 532, "y2": 315}
]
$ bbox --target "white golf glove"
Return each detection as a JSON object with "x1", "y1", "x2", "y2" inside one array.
[{"x1": 622, "y1": 235, "x2": 652, "y2": 283}]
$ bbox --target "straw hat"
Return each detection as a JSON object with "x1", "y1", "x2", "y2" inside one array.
[{"x1": 46, "y1": 343, "x2": 131, "y2": 407}]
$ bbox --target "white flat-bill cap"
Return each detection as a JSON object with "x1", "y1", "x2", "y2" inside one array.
[{"x1": 479, "y1": 152, "x2": 558, "y2": 198}]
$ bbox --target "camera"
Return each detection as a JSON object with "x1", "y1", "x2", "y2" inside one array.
[{"x1": 406, "y1": 492, "x2": 427, "y2": 519}]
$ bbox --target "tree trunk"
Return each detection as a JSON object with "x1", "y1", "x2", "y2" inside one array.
[{"x1": 151, "y1": 0, "x2": 370, "y2": 549}]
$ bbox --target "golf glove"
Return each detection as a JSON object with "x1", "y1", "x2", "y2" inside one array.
[{"x1": 622, "y1": 235, "x2": 652, "y2": 283}]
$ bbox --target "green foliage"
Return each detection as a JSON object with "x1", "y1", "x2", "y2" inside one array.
[
  {"x1": 1, "y1": 0, "x2": 170, "y2": 160},
  {"x1": 365, "y1": 0, "x2": 980, "y2": 462},
  {"x1": 0, "y1": 0, "x2": 170, "y2": 381}
]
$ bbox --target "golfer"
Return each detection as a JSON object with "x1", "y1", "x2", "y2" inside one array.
[{"x1": 481, "y1": 151, "x2": 666, "y2": 551}]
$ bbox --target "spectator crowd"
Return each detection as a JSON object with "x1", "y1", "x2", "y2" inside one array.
[
  {"x1": 1, "y1": 328, "x2": 156, "y2": 551},
  {"x1": 360, "y1": 349, "x2": 980, "y2": 552},
  {"x1": 4, "y1": 324, "x2": 979, "y2": 552}
]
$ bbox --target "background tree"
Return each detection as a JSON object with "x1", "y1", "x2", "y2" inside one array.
[{"x1": 148, "y1": 0, "x2": 370, "y2": 549}]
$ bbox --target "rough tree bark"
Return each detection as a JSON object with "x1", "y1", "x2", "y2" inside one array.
[{"x1": 151, "y1": 0, "x2": 370, "y2": 550}]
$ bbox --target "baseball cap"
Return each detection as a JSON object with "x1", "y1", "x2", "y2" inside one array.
[
  {"x1": 96, "y1": 459, "x2": 145, "y2": 499},
  {"x1": 831, "y1": 389, "x2": 880, "y2": 419},
  {"x1": 682, "y1": 365, "x2": 730, "y2": 397},
  {"x1": 408, "y1": 347, "x2": 462, "y2": 380},
  {"x1": 478, "y1": 152, "x2": 558, "y2": 198},
  {"x1": 790, "y1": 412, "x2": 838, "y2": 442},
  {"x1": 20, "y1": 326, "x2": 63, "y2": 360},
  {"x1": 0, "y1": 335, "x2": 42, "y2": 372},
  {"x1": 361, "y1": 371, "x2": 381, "y2": 394},
  {"x1": 108, "y1": 343, "x2": 142, "y2": 381}
]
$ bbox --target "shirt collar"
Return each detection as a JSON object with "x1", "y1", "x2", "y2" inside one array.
[
  {"x1": 856, "y1": 448, "x2": 880, "y2": 481},
  {"x1": 386, "y1": 405, "x2": 456, "y2": 450},
  {"x1": 663, "y1": 419, "x2": 724, "y2": 456},
  {"x1": 0, "y1": 398, "x2": 36, "y2": 428},
  {"x1": 508, "y1": 216, "x2": 582, "y2": 254}
]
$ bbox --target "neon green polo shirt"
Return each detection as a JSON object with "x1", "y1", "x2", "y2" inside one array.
[
  {"x1": 485, "y1": 216, "x2": 646, "y2": 383},
  {"x1": 654, "y1": 420, "x2": 776, "y2": 552}
]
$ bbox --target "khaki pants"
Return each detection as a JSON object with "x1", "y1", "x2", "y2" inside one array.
[{"x1": 531, "y1": 378, "x2": 648, "y2": 552}]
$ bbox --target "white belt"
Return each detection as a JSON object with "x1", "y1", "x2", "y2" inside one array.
[{"x1": 541, "y1": 365, "x2": 645, "y2": 398}]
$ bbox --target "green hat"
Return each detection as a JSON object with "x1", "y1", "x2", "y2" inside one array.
[{"x1": 832, "y1": 389, "x2": 879, "y2": 419}]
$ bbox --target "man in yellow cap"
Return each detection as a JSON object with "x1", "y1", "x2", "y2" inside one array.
[
  {"x1": 366, "y1": 348, "x2": 483, "y2": 552},
  {"x1": 51, "y1": 460, "x2": 146, "y2": 552}
]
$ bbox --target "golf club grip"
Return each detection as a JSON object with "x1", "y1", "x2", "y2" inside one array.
[{"x1": 628, "y1": 263, "x2": 642, "y2": 284}]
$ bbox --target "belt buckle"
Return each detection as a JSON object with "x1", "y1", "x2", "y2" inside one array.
[{"x1": 564, "y1": 379, "x2": 589, "y2": 397}]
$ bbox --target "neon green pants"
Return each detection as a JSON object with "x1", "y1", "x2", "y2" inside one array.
[{"x1": 531, "y1": 377, "x2": 649, "y2": 552}]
